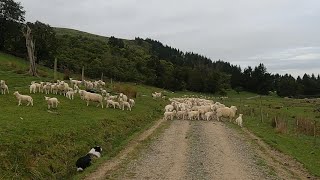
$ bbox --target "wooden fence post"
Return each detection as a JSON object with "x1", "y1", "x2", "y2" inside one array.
[
  {"x1": 260, "y1": 95, "x2": 263, "y2": 122},
  {"x1": 82, "y1": 66, "x2": 84, "y2": 82},
  {"x1": 54, "y1": 58, "x2": 57, "y2": 81}
]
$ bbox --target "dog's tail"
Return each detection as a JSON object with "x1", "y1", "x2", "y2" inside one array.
[{"x1": 77, "y1": 167, "x2": 83, "y2": 172}]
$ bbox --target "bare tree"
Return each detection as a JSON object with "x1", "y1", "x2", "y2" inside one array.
[{"x1": 22, "y1": 25, "x2": 37, "y2": 76}]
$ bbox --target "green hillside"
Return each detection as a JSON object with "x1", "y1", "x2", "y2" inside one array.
[{"x1": 0, "y1": 52, "x2": 167, "y2": 179}]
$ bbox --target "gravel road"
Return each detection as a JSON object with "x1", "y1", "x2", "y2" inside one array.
[{"x1": 114, "y1": 120, "x2": 275, "y2": 180}]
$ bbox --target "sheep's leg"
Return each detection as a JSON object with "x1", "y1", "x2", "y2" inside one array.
[
  {"x1": 87, "y1": 101, "x2": 89, "y2": 106},
  {"x1": 18, "y1": 100, "x2": 21, "y2": 106}
]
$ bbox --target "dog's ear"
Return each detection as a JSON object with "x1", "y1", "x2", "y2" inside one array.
[{"x1": 94, "y1": 146, "x2": 102, "y2": 152}]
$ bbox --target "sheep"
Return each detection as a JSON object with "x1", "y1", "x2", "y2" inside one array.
[
  {"x1": 105, "y1": 99, "x2": 120, "y2": 109},
  {"x1": 165, "y1": 104, "x2": 174, "y2": 112},
  {"x1": 78, "y1": 90, "x2": 87, "y2": 100},
  {"x1": 176, "y1": 110, "x2": 188, "y2": 120},
  {"x1": 29, "y1": 83, "x2": 37, "y2": 94},
  {"x1": 0, "y1": 80, "x2": 9, "y2": 94},
  {"x1": 216, "y1": 106, "x2": 237, "y2": 122},
  {"x1": 152, "y1": 92, "x2": 162, "y2": 99},
  {"x1": 164, "y1": 110, "x2": 176, "y2": 120},
  {"x1": 108, "y1": 95, "x2": 118, "y2": 100},
  {"x1": 100, "y1": 88, "x2": 107, "y2": 96},
  {"x1": 13, "y1": 91, "x2": 33, "y2": 106},
  {"x1": 120, "y1": 100, "x2": 131, "y2": 111},
  {"x1": 205, "y1": 111, "x2": 215, "y2": 121},
  {"x1": 188, "y1": 110, "x2": 200, "y2": 120},
  {"x1": 84, "y1": 92, "x2": 103, "y2": 108},
  {"x1": 129, "y1": 99, "x2": 135, "y2": 107},
  {"x1": 43, "y1": 83, "x2": 52, "y2": 94},
  {"x1": 66, "y1": 90, "x2": 75, "y2": 100},
  {"x1": 235, "y1": 114, "x2": 243, "y2": 127},
  {"x1": 119, "y1": 93, "x2": 128, "y2": 102},
  {"x1": 44, "y1": 96, "x2": 60, "y2": 109}
]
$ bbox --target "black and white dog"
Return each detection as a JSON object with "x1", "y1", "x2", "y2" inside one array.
[{"x1": 76, "y1": 146, "x2": 102, "y2": 172}]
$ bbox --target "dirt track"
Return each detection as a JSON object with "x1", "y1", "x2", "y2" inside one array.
[
  {"x1": 86, "y1": 119, "x2": 316, "y2": 180},
  {"x1": 110, "y1": 120, "x2": 275, "y2": 180}
]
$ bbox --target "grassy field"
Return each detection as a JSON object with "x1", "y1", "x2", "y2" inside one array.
[
  {"x1": 221, "y1": 92, "x2": 320, "y2": 177},
  {"x1": 1, "y1": 52, "x2": 319, "y2": 178},
  {"x1": 0, "y1": 53, "x2": 168, "y2": 179}
]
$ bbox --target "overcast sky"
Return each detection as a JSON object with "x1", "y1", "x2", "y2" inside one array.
[{"x1": 19, "y1": 0, "x2": 320, "y2": 77}]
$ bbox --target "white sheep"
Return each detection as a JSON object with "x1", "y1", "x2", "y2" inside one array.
[
  {"x1": 176, "y1": 110, "x2": 187, "y2": 120},
  {"x1": 129, "y1": 99, "x2": 135, "y2": 107},
  {"x1": 235, "y1": 114, "x2": 243, "y2": 127},
  {"x1": 84, "y1": 92, "x2": 103, "y2": 108},
  {"x1": 13, "y1": 91, "x2": 33, "y2": 106},
  {"x1": 44, "y1": 96, "x2": 60, "y2": 109},
  {"x1": 205, "y1": 111, "x2": 215, "y2": 121},
  {"x1": 120, "y1": 100, "x2": 131, "y2": 111},
  {"x1": 0, "y1": 80, "x2": 9, "y2": 94},
  {"x1": 66, "y1": 90, "x2": 75, "y2": 100},
  {"x1": 165, "y1": 104, "x2": 174, "y2": 112},
  {"x1": 216, "y1": 106, "x2": 237, "y2": 122},
  {"x1": 30, "y1": 83, "x2": 37, "y2": 93},
  {"x1": 188, "y1": 110, "x2": 200, "y2": 120},
  {"x1": 164, "y1": 110, "x2": 176, "y2": 120},
  {"x1": 105, "y1": 99, "x2": 120, "y2": 109},
  {"x1": 0, "y1": 83, "x2": 9, "y2": 94}
]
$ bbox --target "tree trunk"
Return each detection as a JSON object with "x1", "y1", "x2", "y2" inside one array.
[{"x1": 22, "y1": 25, "x2": 37, "y2": 76}]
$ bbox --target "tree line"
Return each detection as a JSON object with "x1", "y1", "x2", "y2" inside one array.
[{"x1": 1, "y1": 0, "x2": 320, "y2": 97}]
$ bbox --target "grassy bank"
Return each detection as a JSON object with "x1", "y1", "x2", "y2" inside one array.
[{"x1": 0, "y1": 53, "x2": 166, "y2": 179}]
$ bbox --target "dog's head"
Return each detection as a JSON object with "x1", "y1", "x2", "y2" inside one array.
[
  {"x1": 88, "y1": 146, "x2": 102, "y2": 158},
  {"x1": 93, "y1": 146, "x2": 102, "y2": 152}
]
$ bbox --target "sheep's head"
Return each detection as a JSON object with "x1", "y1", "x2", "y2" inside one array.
[
  {"x1": 239, "y1": 114, "x2": 243, "y2": 117},
  {"x1": 13, "y1": 91, "x2": 18, "y2": 96},
  {"x1": 230, "y1": 106, "x2": 237, "y2": 110},
  {"x1": 44, "y1": 96, "x2": 50, "y2": 100}
]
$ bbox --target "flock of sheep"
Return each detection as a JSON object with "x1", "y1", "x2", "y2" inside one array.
[
  {"x1": 0, "y1": 78, "x2": 135, "y2": 111},
  {"x1": 163, "y1": 97, "x2": 243, "y2": 127}
]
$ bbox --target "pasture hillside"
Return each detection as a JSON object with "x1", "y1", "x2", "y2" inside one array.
[
  {"x1": 0, "y1": 52, "x2": 167, "y2": 179},
  {"x1": 0, "y1": 52, "x2": 319, "y2": 178}
]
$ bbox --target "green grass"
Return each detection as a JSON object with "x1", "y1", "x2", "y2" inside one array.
[
  {"x1": 0, "y1": 52, "x2": 167, "y2": 179},
  {"x1": 222, "y1": 94, "x2": 320, "y2": 177}
]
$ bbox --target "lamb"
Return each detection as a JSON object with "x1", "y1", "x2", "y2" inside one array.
[
  {"x1": 0, "y1": 80, "x2": 9, "y2": 94},
  {"x1": 176, "y1": 110, "x2": 187, "y2": 120},
  {"x1": 84, "y1": 92, "x2": 103, "y2": 108},
  {"x1": 66, "y1": 90, "x2": 75, "y2": 100},
  {"x1": 216, "y1": 106, "x2": 237, "y2": 122},
  {"x1": 105, "y1": 99, "x2": 120, "y2": 109},
  {"x1": 78, "y1": 90, "x2": 87, "y2": 100},
  {"x1": 13, "y1": 91, "x2": 33, "y2": 106},
  {"x1": 205, "y1": 111, "x2": 215, "y2": 121},
  {"x1": 44, "y1": 96, "x2": 60, "y2": 109},
  {"x1": 43, "y1": 83, "x2": 51, "y2": 94},
  {"x1": 129, "y1": 99, "x2": 135, "y2": 107},
  {"x1": 120, "y1": 100, "x2": 131, "y2": 111},
  {"x1": 165, "y1": 104, "x2": 174, "y2": 112},
  {"x1": 164, "y1": 110, "x2": 176, "y2": 120},
  {"x1": 29, "y1": 83, "x2": 37, "y2": 94},
  {"x1": 100, "y1": 88, "x2": 107, "y2": 96},
  {"x1": 188, "y1": 110, "x2": 200, "y2": 120},
  {"x1": 235, "y1": 114, "x2": 243, "y2": 127},
  {"x1": 119, "y1": 93, "x2": 128, "y2": 102}
]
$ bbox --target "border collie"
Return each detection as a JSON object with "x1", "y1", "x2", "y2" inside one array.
[{"x1": 76, "y1": 146, "x2": 102, "y2": 172}]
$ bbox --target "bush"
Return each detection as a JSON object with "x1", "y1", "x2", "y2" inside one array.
[{"x1": 113, "y1": 83, "x2": 137, "y2": 98}]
